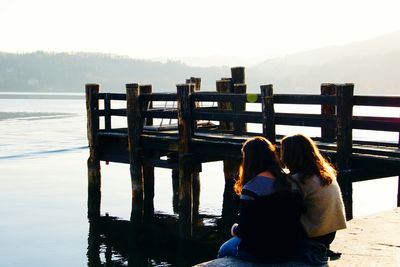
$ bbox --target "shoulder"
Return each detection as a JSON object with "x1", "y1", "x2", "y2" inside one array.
[{"x1": 241, "y1": 176, "x2": 275, "y2": 199}]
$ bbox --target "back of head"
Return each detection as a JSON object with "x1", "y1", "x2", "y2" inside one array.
[
  {"x1": 280, "y1": 134, "x2": 335, "y2": 185},
  {"x1": 235, "y1": 136, "x2": 289, "y2": 194}
]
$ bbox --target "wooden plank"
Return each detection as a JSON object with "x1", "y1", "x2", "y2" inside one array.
[
  {"x1": 109, "y1": 109, "x2": 127, "y2": 116},
  {"x1": 274, "y1": 94, "x2": 336, "y2": 105},
  {"x1": 192, "y1": 92, "x2": 249, "y2": 103},
  {"x1": 141, "y1": 110, "x2": 178, "y2": 119},
  {"x1": 140, "y1": 93, "x2": 177, "y2": 102},
  {"x1": 353, "y1": 95, "x2": 400, "y2": 107},
  {"x1": 96, "y1": 93, "x2": 125, "y2": 101},
  {"x1": 275, "y1": 113, "x2": 337, "y2": 127},
  {"x1": 193, "y1": 110, "x2": 262, "y2": 123},
  {"x1": 352, "y1": 116, "x2": 400, "y2": 132}
]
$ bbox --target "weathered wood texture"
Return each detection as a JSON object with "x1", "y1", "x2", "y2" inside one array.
[
  {"x1": 321, "y1": 83, "x2": 337, "y2": 140},
  {"x1": 187, "y1": 78, "x2": 201, "y2": 225},
  {"x1": 139, "y1": 85, "x2": 155, "y2": 221},
  {"x1": 87, "y1": 72, "x2": 400, "y2": 239},
  {"x1": 260, "y1": 84, "x2": 276, "y2": 143},
  {"x1": 126, "y1": 83, "x2": 144, "y2": 228},
  {"x1": 233, "y1": 83, "x2": 247, "y2": 134},
  {"x1": 86, "y1": 84, "x2": 101, "y2": 220},
  {"x1": 177, "y1": 84, "x2": 194, "y2": 239},
  {"x1": 336, "y1": 83, "x2": 354, "y2": 220}
]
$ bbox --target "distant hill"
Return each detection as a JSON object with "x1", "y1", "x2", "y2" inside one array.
[
  {"x1": 248, "y1": 31, "x2": 400, "y2": 94},
  {"x1": 0, "y1": 52, "x2": 227, "y2": 93},
  {"x1": 1, "y1": 31, "x2": 399, "y2": 94}
]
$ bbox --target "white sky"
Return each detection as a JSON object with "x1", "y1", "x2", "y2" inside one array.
[{"x1": 0, "y1": 0, "x2": 399, "y2": 60}]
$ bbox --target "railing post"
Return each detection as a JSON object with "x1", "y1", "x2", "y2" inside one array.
[
  {"x1": 261, "y1": 84, "x2": 276, "y2": 143},
  {"x1": 336, "y1": 83, "x2": 354, "y2": 220},
  {"x1": 231, "y1": 66, "x2": 245, "y2": 85},
  {"x1": 104, "y1": 93, "x2": 111, "y2": 130},
  {"x1": 233, "y1": 83, "x2": 247, "y2": 135},
  {"x1": 86, "y1": 83, "x2": 101, "y2": 221},
  {"x1": 126, "y1": 83, "x2": 144, "y2": 232},
  {"x1": 217, "y1": 79, "x2": 240, "y2": 234},
  {"x1": 216, "y1": 80, "x2": 232, "y2": 130},
  {"x1": 186, "y1": 78, "x2": 201, "y2": 225},
  {"x1": 139, "y1": 85, "x2": 155, "y2": 223},
  {"x1": 321, "y1": 83, "x2": 336, "y2": 141},
  {"x1": 177, "y1": 83, "x2": 194, "y2": 240}
]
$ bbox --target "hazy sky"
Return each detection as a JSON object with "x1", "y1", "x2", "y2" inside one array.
[{"x1": 1, "y1": 0, "x2": 399, "y2": 60}]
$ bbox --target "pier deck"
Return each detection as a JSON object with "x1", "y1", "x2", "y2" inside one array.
[{"x1": 85, "y1": 67, "x2": 400, "y2": 240}]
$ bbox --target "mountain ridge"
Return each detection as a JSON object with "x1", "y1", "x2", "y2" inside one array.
[{"x1": 1, "y1": 31, "x2": 399, "y2": 94}]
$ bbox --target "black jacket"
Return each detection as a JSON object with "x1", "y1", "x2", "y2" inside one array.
[{"x1": 235, "y1": 189, "x2": 304, "y2": 262}]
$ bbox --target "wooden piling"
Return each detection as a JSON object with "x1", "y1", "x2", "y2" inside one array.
[
  {"x1": 260, "y1": 84, "x2": 276, "y2": 143},
  {"x1": 126, "y1": 83, "x2": 144, "y2": 228},
  {"x1": 139, "y1": 85, "x2": 155, "y2": 221},
  {"x1": 188, "y1": 78, "x2": 201, "y2": 225},
  {"x1": 321, "y1": 83, "x2": 336, "y2": 140},
  {"x1": 336, "y1": 83, "x2": 354, "y2": 220},
  {"x1": 86, "y1": 84, "x2": 101, "y2": 220},
  {"x1": 231, "y1": 66, "x2": 245, "y2": 85},
  {"x1": 216, "y1": 79, "x2": 240, "y2": 233},
  {"x1": 177, "y1": 83, "x2": 194, "y2": 240}
]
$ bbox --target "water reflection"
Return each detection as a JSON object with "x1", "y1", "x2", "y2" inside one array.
[{"x1": 87, "y1": 214, "x2": 225, "y2": 267}]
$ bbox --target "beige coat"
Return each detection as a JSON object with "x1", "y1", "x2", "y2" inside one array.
[{"x1": 292, "y1": 173, "x2": 347, "y2": 237}]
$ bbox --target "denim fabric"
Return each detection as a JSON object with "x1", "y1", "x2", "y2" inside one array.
[{"x1": 217, "y1": 236, "x2": 254, "y2": 261}]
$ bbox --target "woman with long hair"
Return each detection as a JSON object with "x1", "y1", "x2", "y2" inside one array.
[
  {"x1": 280, "y1": 134, "x2": 347, "y2": 252},
  {"x1": 218, "y1": 136, "x2": 303, "y2": 262}
]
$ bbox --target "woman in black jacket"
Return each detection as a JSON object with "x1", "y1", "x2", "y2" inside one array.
[{"x1": 217, "y1": 136, "x2": 303, "y2": 262}]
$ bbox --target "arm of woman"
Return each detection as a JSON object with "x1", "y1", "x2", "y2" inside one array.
[{"x1": 234, "y1": 198, "x2": 257, "y2": 239}]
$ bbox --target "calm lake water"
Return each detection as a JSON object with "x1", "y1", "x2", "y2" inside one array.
[{"x1": 0, "y1": 95, "x2": 398, "y2": 267}]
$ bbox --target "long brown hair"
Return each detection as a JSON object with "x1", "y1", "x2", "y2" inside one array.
[
  {"x1": 280, "y1": 134, "x2": 336, "y2": 186},
  {"x1": 234, "y1": 136, "x2": 288, "y2": 195}
]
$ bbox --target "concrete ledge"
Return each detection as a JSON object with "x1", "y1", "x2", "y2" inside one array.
[{"x1": 195, "y1": 208, "x2": 400, "y2": 267}]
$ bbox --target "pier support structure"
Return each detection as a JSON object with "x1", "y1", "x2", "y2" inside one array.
[
  {"x1": 86, "y1": 84, "x2": 101, "y2": 221},
  {"x1": 126, "y1": 83, "x2": 145, "y2": 233}
]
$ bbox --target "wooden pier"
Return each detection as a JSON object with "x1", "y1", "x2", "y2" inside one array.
[{"x1": 85, "y1": 67, "x2": 400, "y2": 240}]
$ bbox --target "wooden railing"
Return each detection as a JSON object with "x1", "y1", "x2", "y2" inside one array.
[{"x1": 86, "y1": 82, "x2": 400, "y2": 236}]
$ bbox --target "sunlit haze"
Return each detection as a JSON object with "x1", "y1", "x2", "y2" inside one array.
[{"x1": 1, "y1": 0, "x2": 400, "y2": 64}]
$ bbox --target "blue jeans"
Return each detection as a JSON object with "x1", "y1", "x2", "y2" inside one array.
[{"x1": 217, "y1": 236, "x2": 254, "y2": 261}]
